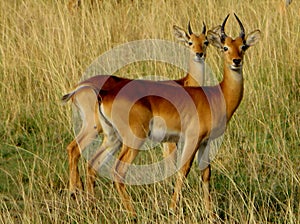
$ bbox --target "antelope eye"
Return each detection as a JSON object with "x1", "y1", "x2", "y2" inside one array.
[
  {"x1": 188, "y1": 41, "x2": 193, "y2": 46},
  {"x1": 204, "y1": 40, "x2": 209, "y2": 46},
  {"x1": 223, "y1": 46, "x2": 228, "y2": 51}
]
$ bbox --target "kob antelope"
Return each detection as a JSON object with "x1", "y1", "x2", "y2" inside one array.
[
  {"x1": 88, "y1": 13, "x2": 261, "y2": 217},
  {"x1": 63, "y1": 22, "x2": 210, "y2": 196}
]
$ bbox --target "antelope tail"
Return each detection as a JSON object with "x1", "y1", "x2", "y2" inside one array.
[{"x1": 61, "y1": 91, "x2": 75, "y2": 104}]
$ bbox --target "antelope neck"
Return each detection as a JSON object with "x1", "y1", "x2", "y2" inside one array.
[
  {"x1": 220, "y1": 64, "x2": 244, "y2": 122},
  {"x1": 187, "y1": 54, "x2": 205, "y2": 86}
]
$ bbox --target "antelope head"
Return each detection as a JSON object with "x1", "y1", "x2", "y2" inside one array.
[
  {"x1": 173, "y1": 21, "x2": 209, "y2": 62},
  {"x1": 207, "y1": 14, "x2": 261, "y2": 71}
]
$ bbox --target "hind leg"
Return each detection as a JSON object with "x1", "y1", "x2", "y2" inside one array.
[
  {"x1": 67, "y1": 139, "x2": 83, "y2": 195},
  {"x1": 86, "y1": 134, "x2": 122, "y2": 195},
  {"x1": 114, "y1": 145, "x2": 139, "y2": 217},
  {"x1": 162, "y1": 143, "x2": 177, "y2": 176},
  {"x1": 67, "y1": 87, "x2": 101, "y2": 196},
  {"x1": 67, "y1": 124, "x2": 99, "y2": 195}
]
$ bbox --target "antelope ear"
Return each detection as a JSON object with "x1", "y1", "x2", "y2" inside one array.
[
  {"x1": 207, "y1": 30, "x2": 223, "y2": 49},
  {"x1": 173, "y1": 25, "x2": 190, "y2": 43},
  {"x1": 245, "y1": 30, "x2": 261, "y2": 46},
  {"x1": 211, "y1": 25, "x2": 222, "y2": 36}
]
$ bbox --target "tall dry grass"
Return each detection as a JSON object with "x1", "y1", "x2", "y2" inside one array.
[{"x1": 0, "y1": 0, "x2": 299, "y2": 223}]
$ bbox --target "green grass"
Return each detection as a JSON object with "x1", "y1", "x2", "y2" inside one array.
[{"x1": 0, "y1": 0, "x2": 299, "y2": 223}]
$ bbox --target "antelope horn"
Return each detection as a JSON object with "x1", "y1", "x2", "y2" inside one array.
[
  {"x1": 234, "y1": 13, "x2": 245, "y2": 39},
  {"x1": 188, "y1": 21, "x2": 193, "y2": 35},
  {"x1": 221, "y1": 14, "x2": 230, "y2": 42},
  {"x1": 202, "y1": 21, "x2": 206, "y2": 34}
]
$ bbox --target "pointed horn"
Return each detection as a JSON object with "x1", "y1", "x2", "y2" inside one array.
[
  {"x1": 234, "y1": 13, "x2": 245, "y2": 39},
  {"x1": 188, "y1": 21, "x2": 193, "y2": 35},
  {"x1": 221, "y1": 14, "x2": 230, "y2": 42},
  {"x1": 202, "y1": 21, "x2": 206, "y2": 34}
]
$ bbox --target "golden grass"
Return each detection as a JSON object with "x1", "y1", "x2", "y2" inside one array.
[{"x1": 0, "y1": 0, "x2": 299, "y2": 223}]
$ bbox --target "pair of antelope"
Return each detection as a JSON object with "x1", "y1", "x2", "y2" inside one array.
[{"x1": 63, "y1": 14, "x2": 260, "y2": 218}]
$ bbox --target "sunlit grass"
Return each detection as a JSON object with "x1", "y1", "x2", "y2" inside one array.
[{"x1": 0, "y1": 0, "x2": 299, "y2": 223}]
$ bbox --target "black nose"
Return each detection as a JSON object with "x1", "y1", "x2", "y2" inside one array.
[
  {"x1": 233, "y1": 59, "x2": 241, "y2": 65},
  {"x1": 196, "y1": 52, "x2": 204, "y2": 58}
]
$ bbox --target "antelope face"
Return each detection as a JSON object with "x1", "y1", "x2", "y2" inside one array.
[
  {"x1": 188, "y1": 33, "x2": 209, "y2": 62},
  {"x1": 223, "y1": 36, "x2": 246, "y2": 70},
  {"x1": 207, "y1": 14, "x2": 261, "y2": 71},
  {"x1": 173, "y1": 22, "x2": 209, "y2": 62}
]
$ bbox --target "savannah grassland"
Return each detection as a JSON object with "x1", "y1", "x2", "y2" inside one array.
[{"x1": 0, "y1": 0, "x2": 299, "y2": 223}]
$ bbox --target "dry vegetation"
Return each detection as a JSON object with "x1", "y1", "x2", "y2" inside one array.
[{"x1": 0, "y1": 0, "x2": 299, "y2": 223}]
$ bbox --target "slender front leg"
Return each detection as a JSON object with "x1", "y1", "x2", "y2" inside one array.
[{"x1": 114, "y1": 145, "x2": 139, "y2": 217}]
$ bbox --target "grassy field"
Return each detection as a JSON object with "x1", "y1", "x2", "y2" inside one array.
[{"x1": 0, "y1": 0, "x2": 299, "y2": 223}]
